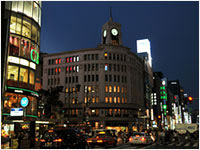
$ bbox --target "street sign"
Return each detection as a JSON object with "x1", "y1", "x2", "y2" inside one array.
[{"x1": 20, "y1": 97, "x2": 29, "y2": 107}]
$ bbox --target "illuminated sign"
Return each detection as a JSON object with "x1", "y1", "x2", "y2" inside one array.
[
  {"x1": 8, "y1": 56, "x2": 36, "y2": 70},
  {"x1": 20, "y1": 58, "x2": 29, "y2": 66},
  {"x1": 31, "y1": 49, "x2": 39, "y2": 64},
  {"x1": 20, "y1": 97, "x2": 29, "y2": 107},
  {"x1": 137, "y1": 39, "x2": 152, "y2": 67},
  {"x1": 7, "y1": 86, "x2": 39, "y2": 97},
  {"x1": 10, "y1": 108, "x2": 23, "y2": 116}
]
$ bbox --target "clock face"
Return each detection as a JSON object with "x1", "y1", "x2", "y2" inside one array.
[
  {"x1": 111, "y1": 28, "x2": 118, "y2": 36},
  {"x1": 103, "y1": 29, "x2": 107, "y2": 37}
]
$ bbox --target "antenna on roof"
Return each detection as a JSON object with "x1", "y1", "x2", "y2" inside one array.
[{"x1": 109, "y1": 6, "x2": 113, "y2": 21}]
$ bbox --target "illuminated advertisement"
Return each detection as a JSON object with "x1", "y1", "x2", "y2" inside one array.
[{"x1": 137, "y1": 39, "x2": 152, "y2": 67}]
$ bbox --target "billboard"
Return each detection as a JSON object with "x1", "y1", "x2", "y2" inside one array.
[{"x1": 137, "y1": 39, "x2": 152, "y2": 67}]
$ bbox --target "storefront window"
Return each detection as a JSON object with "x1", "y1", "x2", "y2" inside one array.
[
  {"x1": 31, "y1": 22, "x2": 38, "y2": 42},
  {"x1": 24, "y1": 1, "x2": 33, "y2": 18},
  {"x1": 29, "y1": 70, "x2": 35, "y2": 85},
  {"x1": 38, "y1": 8, "x2": 41, "y2": 26},
  {"x1": 19, "y1": 68, "x2": 28, "y2": 83},
  {"x1": 7, "y1": 65, "x2": 19, "y2": 81},
  {"x1": 22, "y1": 17, "x2": 31, "y2": 38},
  {"x1": 33, "y1": 2, "x2": 39, "y2": 22},
  {"x1": 9, "y1": 36, "x2": 20, "y2": 56},
  {"x1": 30, "y1": 43, "x2": 39, "y2": 64},
  {"x1": 20, "y1": 38, "x2": 30, "y2": 58}
]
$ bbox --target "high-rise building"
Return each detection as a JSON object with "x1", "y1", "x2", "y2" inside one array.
[
  {"x1": 1, "y1": 1, "x2": 42, "y2": 129},
  {"x1": 42, "y1": 14, "x2": 146, "y2": 132}
]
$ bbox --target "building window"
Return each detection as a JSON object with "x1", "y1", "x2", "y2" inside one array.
[
  {"x1": 69, "y1": 77, "x2": 71, "y2": 83},
  {"x1": 66, "y1": 77, "x2": 68, "y2": 83},
  {"x1": 84, "y1": 64, "x2": 87, "y2": 71},
  {"x1": 114, "y1": 75, "x2": 116, "y2": 82},
  {"x1": 113, "y1": 54, "x2": 116, "y2": 60},
  {"x1": 117, "y1": 65, "x2": 120, "y2": 71},
  {"x1": 19, "y1": 68, "x2": 28, "y2": 83},
  {"x1": 96, "y1": 75, "x2": 99, "y2": 82},
  {"x1": 117, "y1": 54, "x2": 119, "y2": 60},
  {"x1": 117, "y1": 86, "x2": 120, "y2": 93},
  {"x1": 125, "y1": 98, "x2": 127, "y2": 103},
  {"x1": 48, "y1": 79, "x2": 50, "y2": 85},
  {"x1": 88, "y1": 64, "x2": 90, "y2": 71},
  {"x1": 88, "y1": 75, "x2": 90, "y2": 82},
  {"x1": 96, "y1": 97, "x2": 99, "y2": 103},
  {"x1": 105, "y1": 75, "x2": 108, "y2": 82},
  {"x1": 109, "y1": 86, "x2": 112, "y2": 93},
  {"x1": 109, "y1": 64, "x2": 112, "y2": 71},
  {"x1": 109, "y1": 75, "x2": 112, "y2": 82},
  {"x1": 7, "y1": 65, "x2": 19, "y2": 81},
  {"x1": 66, "y1": 57, "x2": 69, "y2": 63},
  {"x1": 76, "y1": 76, "x2": 78, "y2": 83},
  {"x1": 92, "y1": 54, "x2": 94, "y2": 60},
  {"x1": 109, "y1": 97, "x2": 112, "y2": 103},
  {"x1": 29, "y1": 70, "x2": 35, "y2": 85},
  {"x1": 20, "y1": 38, "x2": 30, "y2": 58},
  {"x1": 92, "y1": 64, "x2": 95, "y2": 71},
  {"x1": 105, "y1": 64, "x2": 108, "y2": 71},
  {"x1": 105, "y1": 97, "x2": 108, "y2": 103},
  {"x1": 114, "y1": 86, "x2": 116, "y2": 93},
  {"x1": 96, "y1": 64, "x2": 98, "y2": 71},
  {"x1": 109, "y1": 53, "x2": 112, "y2": 60},
  {"x1": 76, "y1": 56, "x2": 79, "y2": 62},
  {"x1": 118, "y1": 75, "x2": 120, "y2": 82},
  {"x1": 105, "y1": 86, "x2": 108, "y2": 93},
  {"x1": 88, "y1": 54, "x2": 90, "y2": 60},
  {"x1": 70, "y1": 57, "x2": 73, "y2": 62},
  {"x1": 109, "y1": 109, "x2": 112, "y2": 116},
  {"x1": 96, "y1": 54, "x2": 98, "y2": 60},
  {"x1": 114, "y1": 97, "x2": 117, "y2": 103},
  {"x1": 92, "y1": 75, "x2": 94, "y2": 82},
  {"x1": 84, "y1": 55, "x2": 87, "y2": 60},
  {"x1": 122, "y1": 97, "x2": 124, "y2": 103},
  {"x1": 73, "y1": 56, "x2": 76, "y2": 62},
  {"x1": 24, "y1": 1, "x2": 33, "y2": 18},
  {"x1": 104, "y1": 52, "x2": 108, "y2": 59},
  {"x1": 118, "y1": 97, "x2": 120, "y2": 103},
  {"x1": 113, "y1": 64, "x2": 116, "y2": 71},
  {"x1": 122, "y1": 87, "x2": 124, "y2": 93}
]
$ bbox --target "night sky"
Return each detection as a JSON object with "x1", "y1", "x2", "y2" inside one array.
[{"x1": 40, "y1": 1, "x2": 199, "y2": 110}]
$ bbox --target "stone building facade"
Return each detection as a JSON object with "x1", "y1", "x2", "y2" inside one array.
[{"x1": 42, "y1": 16, "x2": 145, "y2": 131}]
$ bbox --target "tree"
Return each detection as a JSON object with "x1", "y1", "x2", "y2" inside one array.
[{"x1": 38, "y1": 86, "x2": 64, "y2": 118}]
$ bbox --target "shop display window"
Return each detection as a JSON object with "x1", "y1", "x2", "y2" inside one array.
[
  {"x1": 29, "y1": 70, "x2": 35, "y2": 85},
  {"x1": 20, "y1": 38, "x2": 30, "y2": 58},
  {"x1": 9, "y1": 36, "x2": 20, "y2": 56},
  {"x1": 22, "y1": 17, "x2": 31, "y2": 38},
  {"x1": 24, "y1": 1, "x2": 33, "y2": 18},
  {"x1": 19, "y1": 68, "x2": 28, "y2": 83},
  {"x1": 7, "y1": 65, "x2": 19, "y2": 81}
]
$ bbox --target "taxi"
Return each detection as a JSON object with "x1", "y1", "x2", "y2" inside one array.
[
  {"x1": 129, "y1": 132, "x2": 153, "y2": 145},
  {"x1": 87, "y1": 132, "x2": 117, "y2": 148}
]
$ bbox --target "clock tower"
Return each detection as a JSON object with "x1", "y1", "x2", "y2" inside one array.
[{"x1": 101, "y1": 9, "x2": 123, "y2": 46}]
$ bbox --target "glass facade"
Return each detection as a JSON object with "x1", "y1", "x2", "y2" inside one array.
[{"x1": 3, "y1": 1, "x2": 41, "y2": 118}]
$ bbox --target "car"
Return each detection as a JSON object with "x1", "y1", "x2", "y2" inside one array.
[
  {"x1": 87, "y1": 131, "x2": 117, "y2": 148},
  {"x1": 40, "y1": 128, "x2": 89, "y2": 149},
  {"x1": 128, "y1": 132, "x2": 153, "y2": 145}
]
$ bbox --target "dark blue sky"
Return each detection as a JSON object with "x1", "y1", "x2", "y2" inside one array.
[{"x1": 40, "y1": 1, "x2": 199, "y2": 109}]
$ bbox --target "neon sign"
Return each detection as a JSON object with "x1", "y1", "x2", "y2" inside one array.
[{"x1": 31, "y1": 49, "x2": 39, "y2": 64}]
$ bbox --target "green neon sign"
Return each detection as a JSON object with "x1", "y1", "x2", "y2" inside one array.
[
  {"x1": 163, "y1": 105, "x2": 167, "y2": 110},
  {"x1": 7, "y1": 86, "x2": 39, "y2": 97},
  {"x1": 25, "y1": 115, "x2": 38, "y2": 118},
  {"x1": 31, "y1": 49, "x2": 39, "y2": 64}
]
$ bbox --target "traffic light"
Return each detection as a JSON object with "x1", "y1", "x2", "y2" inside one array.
[{"x1": 188, "y1": 96, "x2": 193, "y2": 103}]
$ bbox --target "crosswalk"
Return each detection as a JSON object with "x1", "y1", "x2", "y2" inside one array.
[{"x1": 155, "y1": 141, "x2": 199, "y2": 149}]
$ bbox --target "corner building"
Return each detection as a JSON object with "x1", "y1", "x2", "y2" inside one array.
[
  {"x1": 43, "y1": 17, "x2": 145, "y2": 131},
  {"x1": 2, "y1": 1, "x2": 42, "y2": 121}
]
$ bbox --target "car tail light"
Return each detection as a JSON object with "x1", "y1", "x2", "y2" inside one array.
[
  {"x1": 136, "y1": 135, "x2": 140, "y2": 137},
  {"x1": 97, "y1": 140, "x2": 103, "y2": 143},
  {"x1": 87, "y1": 140, "x2": 92, "y2": 143},
  {"x1": 48, "y1": 130, "x2": 54, "y2": 132},
  {"x1": 40, "y1": 139, "x2": 46, "y2": 142},
  {"x1": 53, "y1": 139, "x2": 62, "y2": 142},
  {"x1": 129, "y1": 137, "x2": 133, "y2": 142},
  {"x1": 141, "y1": 137, "x2": 146, "y2": 141}
]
